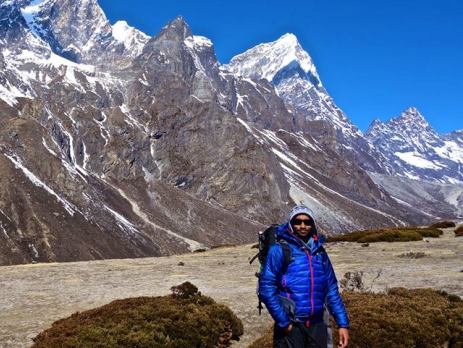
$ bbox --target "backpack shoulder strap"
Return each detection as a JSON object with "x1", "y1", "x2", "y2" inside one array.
[
  {"x1": 279, "y1": 240, "x2": 292, "y2": 274},
  {"x1": 317, "y1": 245, "x2": 326, "y2": 257}
]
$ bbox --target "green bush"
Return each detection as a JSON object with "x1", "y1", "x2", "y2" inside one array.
[
  {"x1": 327, "y1": 226, "x2": 442, "y2": 243},
  {"x1": 32, "y1": 282, "x2": 243, "y2": 348},
  {"x1": 429, "y1": 220, "x2": 456, "y2": 228},
  {"x1": 249, "y1": 288, "x2": 463, "y2": 348},
  {"x1": 455, "y1": 225, "x2": 463, "y2": 237}
]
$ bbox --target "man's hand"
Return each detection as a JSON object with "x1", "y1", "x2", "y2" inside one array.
[
  {"x1": 338, "y1": 328, "x2": 349, "y2": 347},
  {"x1": 283, "y1": 323, "x2": 293, "y2": 333}
]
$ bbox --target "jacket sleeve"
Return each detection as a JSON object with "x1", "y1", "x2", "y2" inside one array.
[
  {"x1": 324, "y1": 253, "x2": 350, "y2": 328},
  {"x1": 258, "y1": 244, "x2": 291, "y2": 328}
]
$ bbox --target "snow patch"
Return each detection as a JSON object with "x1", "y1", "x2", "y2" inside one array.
[
  {"x1": 111, "y1": 20, "x2": 149, "y2": 54},
  {"x1": 94, "y1": 112, "x2": 110, "y2": 146},
  {"x1": 444, "y1": 186, "x2": 463, "y2": 208},
  {"x1": 293, "y1": 132, "x2": 321, "y2": 151},
  {"x1": 20, "y1": 0, "x2": 49, "y2": 38},
  {"x1": 0, "y1": 81, "x2": 28, "y2": 106},
  {"x1": 103, "y1": 204, "x2": 139, "y2": 236},
  {"x1": 120, "y1": 104, "x2": 148, "y2": 132},
  {"x1": 184, "y1": 35, "x2": 213, "y2": 49},
  {"x1": 82, "y1": 141, "x2": 90, "y2": 170},
  {"x1": 61, "y1": 128, "x2": 88, "y2": 177},
  {"x1": 287, "y1": 181, "x2": 360, "y2": 230},
  {"x1": 235, "y1": 92, "x2": 248, "y2": 112},
  {"x1": 42, "y1": 137, "x2": 57, "y2": 156},
  {"x1": 434, "y1": 141, "x2": 463, "y2": 163},
  {"x1": 0, "y1": 208, "x2": 11, "y2": 222},
  {"x1": 274, "y1": 149, "x2": 405, "y2": 225},
  {"x1": 28, "y1": 243, "x2": 39, "y2": 259},
  {"x1": 106, "y1": 183, "x2": 205, "y2": 251},
  {"x1": 394, "y1": 151, "x2": 442, "y2": 170},
  {"x1": 236, "y1": 118, "x2": 258, "y2": 139},
  {"x1": 0, "y1": 222, "x2": 9, "y2": 240},
  {"x1": 4, "y1": 154, "x2": 76, "y2": 216}
]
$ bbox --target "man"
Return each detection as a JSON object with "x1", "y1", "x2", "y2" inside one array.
[{"x1": 259, "y1": 205, "x2": 349, "y2": 348}]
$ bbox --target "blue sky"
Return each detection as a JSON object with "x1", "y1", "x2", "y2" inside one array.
[{"x1": 98, "y1": 0, "x2": 463, "y2": 134}]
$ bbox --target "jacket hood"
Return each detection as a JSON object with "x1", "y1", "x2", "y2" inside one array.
[
  {"x1": 288, "y1": 205, "x2": 315, "y2": 223},
  {"x1": 287, "y1": 205, "x2": 318, "y2": 237},
  {"x1": 277, "y1": 205, "x2": 323, "y2": 254}
]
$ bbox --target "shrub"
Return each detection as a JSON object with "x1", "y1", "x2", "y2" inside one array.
[
  {"x1": 32, "y1": 282, "x2": 243, "y2": 348},
  {"x1": 327, "y1": 226, "x2": 442, "y2": 243},
  {"x1": 429, "y1": 220, "x2": 456, "y2": 228},
  {"x1": 249, "y1": 288, "x2": 463, "y2": 348},
  {"x1": 335, "y1": 288, "x2": 463, "y2": 348},
  {"x1": 248, "y1": 327, "x2": 273, "y2": 348},
  {"x1": 455, "y1": 225, "x2": 463, "y2": 237}
]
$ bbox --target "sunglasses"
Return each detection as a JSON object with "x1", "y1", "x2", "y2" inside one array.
[{"x1": 292, "y1": 219, "x2": 312, "y2": 226}]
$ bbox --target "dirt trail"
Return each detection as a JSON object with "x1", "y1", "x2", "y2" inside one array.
[{"x1": 0, "y1": 228, "x2": 461, "y2": 347}]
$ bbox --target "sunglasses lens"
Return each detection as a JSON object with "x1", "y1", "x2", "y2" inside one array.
[{"x1": 293, "y1": 219, "x2": 310, "y2": 225}]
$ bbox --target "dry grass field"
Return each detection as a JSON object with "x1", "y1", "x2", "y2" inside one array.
[{"x1": 0, "y1": 227, "x2": 462, "y2": 347}]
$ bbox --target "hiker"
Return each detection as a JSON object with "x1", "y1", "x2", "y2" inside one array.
[{"x1": 259, "y1": 205, "x2": 349, "y2": 348}]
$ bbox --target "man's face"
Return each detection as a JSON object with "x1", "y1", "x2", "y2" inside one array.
[{"x1": 291, "y1": 214, "x2": 312, "y2": 238}]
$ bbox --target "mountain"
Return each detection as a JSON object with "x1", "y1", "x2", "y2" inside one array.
[
  {"x1": 365, "y1": 107, "x2": 463, "y2": 184},
  {"x1": 17, "y1": 0, "x2": 149, "y2": 67},
  {"x1": 225, "y1": 33, "x2": 463, "y2": 193},
  {"x1": 0, "y1": 0, "x2": 454, "y2": 265},
  {"x1": 0, "y1": 5, "x2": 279, "y2": 264},
  {"x1": 224, "y1": 33, "x2": 391, "y2": 174}
]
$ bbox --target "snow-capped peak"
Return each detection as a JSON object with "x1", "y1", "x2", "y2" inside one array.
[
  {"x1": 390, "y1": 107, "x2": 431, "y2": 131},
  {"x1": 225, "y1": 33, "x2": 320, "y2": 84},
  {"x1": 112, "y1": 20, "x2": 134, "y2": 43},
  {"x1": 273, "y1": 33, "x2": 316, "y2": 76},
  {"x1": 112, "y1": 20, "x2": 149, "y2": 54},
  {"x1": 369, "y1": 118, "x2": 384, "y2": 127},
  {"x1": 368, "y1": 107, "x2": 438, "y2": 145},
  {"x1": 366, "y1": 118, "x2": 386, "y2": 135},
  {"x1": 364, "y1": 106, "x2": 463, "y2": 184},
  {"x1": 399, "y1": 107, "x2": 426, "y2": 121}
]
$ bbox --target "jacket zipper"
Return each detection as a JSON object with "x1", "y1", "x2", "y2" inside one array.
[{"x1": 303, "y1": 248, "x2": 315, "y2": 325}]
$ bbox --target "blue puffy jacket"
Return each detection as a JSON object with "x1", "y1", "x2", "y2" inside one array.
[{"x1": 259, "y1": 222, "x2": 349, "y2": 329}]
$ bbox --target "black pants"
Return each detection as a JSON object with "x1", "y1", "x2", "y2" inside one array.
[{"x1": 274, "y1": 321, "x2": 328, "y2": 348}]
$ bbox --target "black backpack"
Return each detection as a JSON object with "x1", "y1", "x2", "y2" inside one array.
[{"x1": 250, "y1": 224, "x2": 292, "y2": 315}]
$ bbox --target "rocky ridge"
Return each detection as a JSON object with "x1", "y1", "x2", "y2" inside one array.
[{"x1": 366, "y1": 107, "x2": 463, "y2": 183}]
